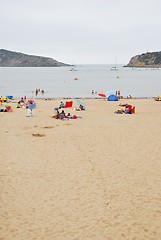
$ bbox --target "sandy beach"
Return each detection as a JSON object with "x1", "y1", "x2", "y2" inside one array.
[{"x1": 0, "y1": 98, "x2": 161, "y2": 240}]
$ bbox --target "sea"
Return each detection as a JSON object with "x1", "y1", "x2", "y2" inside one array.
[{"x1": 0, "y1": 64, "x2": 161, "y2": 99}]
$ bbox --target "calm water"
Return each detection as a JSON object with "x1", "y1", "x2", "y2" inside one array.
[{"x1": 0, "y1": 65, "x2": 161, "y2": 98}]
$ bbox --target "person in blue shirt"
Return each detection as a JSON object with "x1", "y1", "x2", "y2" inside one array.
[{"x1": 59, "y1": 101, "x2": 65, "y2": 108}]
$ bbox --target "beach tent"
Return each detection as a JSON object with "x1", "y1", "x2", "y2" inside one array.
[
  {"x1": 107, "y1": 94, "x2": 118, "y2": 101},
  {"x1": 6, "y1": 95, "x2": 13, "y2": 99}
]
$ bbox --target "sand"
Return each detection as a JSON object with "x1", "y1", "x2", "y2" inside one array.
[{"x1": 0, "y1": 98, "x2": 161, "y2": 240}]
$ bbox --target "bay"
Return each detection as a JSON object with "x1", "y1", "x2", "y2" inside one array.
[{"x1": 0, "y1": 64, "x2": 161, "y2": 98}]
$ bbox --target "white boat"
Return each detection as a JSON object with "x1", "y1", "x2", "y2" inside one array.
[
  {"x1": 70, "y1": 66, "x2": 77, "y2": 71},
  {"x1": 111, "y1": 66, "x2": 119, "y2": 71},
  {"x1": 111, "y1": 58, "x2": 119, "y2": 71},
  {"x1": 70, "y1": 58, "x2": 77, "y2": 71}
]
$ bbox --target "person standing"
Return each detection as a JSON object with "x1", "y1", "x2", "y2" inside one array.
[{"x1": 26, "y1": 100, "x2": 36, "y2": 117}]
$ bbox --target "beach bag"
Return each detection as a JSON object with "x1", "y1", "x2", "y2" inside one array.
[{"x1": 72, "y1": 115, "x2": 77, "y2": 119}]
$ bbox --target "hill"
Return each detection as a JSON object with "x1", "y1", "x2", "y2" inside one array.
[
  {"x1": 126, "y1": 51, "x2": 161, "y2": 68},
  {"x1": 0, "y1": 49, "x2": 69, "y2": 67}
]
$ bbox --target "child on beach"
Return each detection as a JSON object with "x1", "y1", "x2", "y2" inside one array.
[{"x1": 26, "y1": 100, "x2": 36, "y2": 117}]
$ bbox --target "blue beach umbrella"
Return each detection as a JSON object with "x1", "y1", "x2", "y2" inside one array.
[
  {"x1": 76, "y1": 100, "x2": 86, "y2": 110},
  {"x1": 106, "y1": 90, "x2": 115, "y2": 96}
]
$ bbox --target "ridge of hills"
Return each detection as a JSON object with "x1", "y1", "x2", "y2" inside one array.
[
  {"x1": 126, "y1": 51, "x2": 161, "y2": 68},
  {"x1": 0, "y1": 49, "x2": 70, "y2": 67}
]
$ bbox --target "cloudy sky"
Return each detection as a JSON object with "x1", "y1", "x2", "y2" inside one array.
[{"x1": 0, "y1": 0, "x2": 161, "y2": 64}]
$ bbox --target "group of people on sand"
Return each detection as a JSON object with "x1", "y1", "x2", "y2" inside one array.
[
  {"x1": 0, "y1": 105, "x2": 13, "y2": 112},
  {"x1": 59, "y1": 101, "x2": 85, "y2": 111},
  {"x1": 0, "y1": 96, "x2": 14, "y2": 112},
  {"x1": 114, "y1": 103, "x2": 135, "y2": 114},
  {"x1": 17, "y1": 96, "x2": 27, "y2": 108},
  {"x1": 16, "y1": 97, "x2": 36, "y2": 117},
  {"x1": 53, "y1": 101, "x2": 85, "y2": 120},
  {"x1": 53, "y1": 109, "x2": 78, "y2": 120},
  {"x1": 2, "y1": 97, "x2": 85, "y2": 118}
]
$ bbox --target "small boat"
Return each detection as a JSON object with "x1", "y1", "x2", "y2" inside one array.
[
  {"x1": 111, "y1": 58, "x2": 119, "y2": 71},
  {"x1": 74, "y1": 77, "x2": 79, "y2": 80},
  {"x1": 70, "y1": 66, "x2": 77, "y2": 71},
  {"x1": 111, "y1": 66, "x2": 119, "y2": 71},
  {"x1": 70, "y1": 58, "x2": 78, "y2": 71}
]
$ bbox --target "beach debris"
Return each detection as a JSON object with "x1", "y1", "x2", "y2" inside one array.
[
  {"x1": 43, "y1": 126, "x2": 55, "y2": 129},
  {"x1": 32, "y1": 133, "x2": 46, "y2": 137},
  {"x1": 65, "y1": 123, "x2": 72, "y2": 126}
]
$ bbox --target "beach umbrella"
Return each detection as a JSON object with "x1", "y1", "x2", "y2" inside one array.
[
  {"x1": 98, "y1": 93, "x2": 106, "y2": 98},
  {"x1": 76, "y1": 100, "x2": 86, "y2": 110},
  {"x1": 106, "y1": 90, "x2": 115, "y2": 96},
  {"x1": 1, "y1": 97, "x2": 9, "y2": 102}
]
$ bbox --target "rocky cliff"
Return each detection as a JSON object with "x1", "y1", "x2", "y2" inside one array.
[
  {"x1": 126, "y1": 51, "x2": 161, "y2": 68},
  {"x1": 0, "y1": 49, "x2": 69, "y2": 67}
]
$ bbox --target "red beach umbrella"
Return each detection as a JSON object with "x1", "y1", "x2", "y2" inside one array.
[{"x1": 98, "y1": 93, "x2": 106, "y2": 98}]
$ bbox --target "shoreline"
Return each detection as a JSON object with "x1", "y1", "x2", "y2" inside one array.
[{"x1": 6, "y1": 96, "x2": 157, "y2": 101}]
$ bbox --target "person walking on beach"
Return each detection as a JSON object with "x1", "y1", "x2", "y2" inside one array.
[{"x1": 26, "y1": 100, "x2": 36, "y2": 117}]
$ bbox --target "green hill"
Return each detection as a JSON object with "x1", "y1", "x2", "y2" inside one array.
[
  {"x1": 126, "y1": 51, "x2": 161, "y2": 68},
  {"x1": 0, "y1": 49, "x2": 70, "y2": 67}
]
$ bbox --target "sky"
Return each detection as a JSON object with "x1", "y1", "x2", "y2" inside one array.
[{"x1": 0, "y1": 0, "x2": 161, "y2": 64}]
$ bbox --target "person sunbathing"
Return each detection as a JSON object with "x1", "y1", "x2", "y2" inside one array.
[
  {"x1": 52, "y1": 110, "x2": 60, "y2": 119},
  {"x1": 118, "y1": 103, "x2": 128, "y2": 107},
  {"x1": 114, "y1": 109, "x2": 125, "y2": 114},
  {"x1": 59, "y1": 110, "x2": 66, "y2": 119},
  {"x1": 76, "y1": 104, "x2": 85, "y2": 111},
  {"x1": 125, "y1": 104, "x2": 132, "y2": 114},
  {"x1": 66, "y1": 113, "x2": 72, "y2": 119}
]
